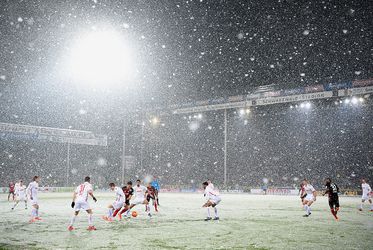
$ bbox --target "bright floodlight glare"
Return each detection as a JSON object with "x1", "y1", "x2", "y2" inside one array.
[
  {"x1": 359, "y1": 97, "x2": 364, "y2": 102},
  {"x1": 197, "y1": 113, "x2": 203, "y2": 119},
  {"x1": 67, "y1": 30, "x2": 133, "y2": 87},
  {"x1": 151, "y1": 117, "x2": 159, "y2": 126},
  {"x1": 239, "y1": 109, "x2": 246, "y2": 115},
  {"x1": 300, "y1": 103, "x2": 305, "y2": 108},
  {"x1": 351, "y1": 97, "x2": 358, "y2": 104},
  {"x1": 344, "y1": 99, "x2": 350, "y2": 104},
  {"x1": 305, "y1": 102, "x2": 311, "y2": 109}
]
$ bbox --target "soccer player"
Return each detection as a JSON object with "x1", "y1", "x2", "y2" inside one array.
[
  {"x1": 323, "y1": 178, "x2": 340, "y2": 220},
  {"x1": 8, "y1": 182, "x2": 15, "y2": 201},
  {"x1": 151, "y1": 176, "x2": 160, "y2": 205},
  {"x1": 359, "y1": 179, "x2": 373, "y2": 211},
  {"x1": 27, "y1": 176, "x2": 42, "y2": 223},
  {"x1": 146, "y1": 182, "x2": 158, "y2": 212},
  {"x1": 68, "y1": 176, "x2": 97, "y2": 231},
  {"x1": 102, "y1": 183, "x2": 125, "y2": 222},
  {"x1": 125, "y1": 179, "x2": 150, "y2": 217},
  {"x1": 301, "y1": 179, "x2": 317, "y2": 217},
  {"x1": 113, "y1": 181, "x2": 134, "y2": 219},
  {"x1": 202, "y1": 181, "x2": 221, "y2": 221},
  {"x1": 12, "y1": 180, "x2": 27, "y2": 210}
]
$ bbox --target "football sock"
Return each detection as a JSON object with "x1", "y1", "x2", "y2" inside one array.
[
  {"x1": 108, "y1": 208, "x2": 114, "y2": 218},
  {"x1": 120, "y1": 207, "x2": 128, "y2": 215},
  {"x1": 31, "y1": 208, "x2": 37, "y2": 217},
  {"x1": 214, "y1": 207, "x2": 218, "y2": 217},
  {"x1": 88, "y1": 214, "x2": 93, "y2": 226},
  {"x1": 206, "y1": 208, "x2": 211, "y2": 218},
  {"x1": 112, "y1": 209, "x2": 120, "y2": 217},
  {"x1": 70, "y1": 215, "x2": 77, "y2": 226}
]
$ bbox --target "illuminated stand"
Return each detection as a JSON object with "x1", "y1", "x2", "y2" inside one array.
[
  {"x1": 171, "y1": 79, "x2": 373, "y2": 186},
  {"x1": 0, "y1": 123, "x2": 107, "y2": 186}
]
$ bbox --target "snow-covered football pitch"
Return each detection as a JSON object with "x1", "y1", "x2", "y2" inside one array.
[{"x1": 0, "y1": 192, "x2": 372, "y2": 250}]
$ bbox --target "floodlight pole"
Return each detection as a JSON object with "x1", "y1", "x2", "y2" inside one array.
[
  {"x1": 223, "y1": 109, "x2": 227, "y2": 187},
  {"x1": 122, "y1": 120, "x2": 126, "y2": 186},
  {"x1": 66, "y1": 142, "x2": 70, "y2": 187}
]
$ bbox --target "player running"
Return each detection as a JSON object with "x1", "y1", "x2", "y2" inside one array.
[
  {"x1": 27, "y1": 176, "x2": 42, "y2": 223},
  {"x1": 12, "y1": 180, "x2": 27, "y2": 210},
  {"x1": 8, "y1": 182, "x2": 15, "y2": 201},
  {"x1": 68, "y1": 176, "x2": 97, "y2": 231},
  {"x1": 323, "y1": 178, "x2": 340, "y2": 220},
  {"x1": 113, "y1": 181, "x2": 134, "y2": 219},
  {"x1": 301, "y1": 179, "x2": 317, "y2": 217},
  {"x1": 151, "y1": 176, "x2": 160, "y2": 205},
  {"x1": 359, "y1": 179, "x2": 373, "y2": 211},
  {"x1": 102, "y1": 183, "x2": 125, "y2": 222},
  {"x1": 202, "y1": 181, "x2": 221, "y2": 221},
  {"x1": 126, "y1": 179, "x2": 151, "y2": 218},
  {"x1": 146, "y1": 182, "x2": 158, "y2": 212}
]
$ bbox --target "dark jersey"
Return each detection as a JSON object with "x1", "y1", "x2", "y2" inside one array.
[
  {"x1": 122, "y1": 187, "x2": 134, "y2": 201},
  {"x1": 9, "y1": 183, "x2": 15, "y2": 193},
  {"x1": 147, "y1": 186, "x2": 156, "y2": 198},
  {"x1": 325, "y1": 182, "x2": 339, "y2": 198}
]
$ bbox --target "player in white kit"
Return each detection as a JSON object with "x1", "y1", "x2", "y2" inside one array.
[
  {"x1": 301, "y1": 179, "x2": 317, "y2": 217},
  {"x1": 27, "y1": 176, "x2": 41, "y2": 223},
  {"x1": 202, "y1": 181, "x2": 221, "y2": 221},
  {"x1": 68, "y1": 176, "x2": 97, "y2": 231},
  {"x1": 11, "y1": 180, "x2": 27, "y2": 210},
  {"x1": 126, "y1": 179, "x2": 151, "y2": 217},
  {"x1": 102, "y1": 183, "x2": 126, "y2": 222},
  {"x1": 359, "y1": 179, "x2": 373, "y2": 211}
]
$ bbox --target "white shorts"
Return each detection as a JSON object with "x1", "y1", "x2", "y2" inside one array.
[
  {"x1": 131, "y1": 197, "x2": 145, "y2": 205},
  {"x1": 362, "y1": 194, "x2": 371, "y2": 201},
  {"x1": 304, "y1": 194, "x2": 314, "y2": 202},
  {"x1": 209, "y1": 196, "x2": 221, "y2": 205},
  {"x1": 74, "y1": 200, "x2": 91, "y2": 211},
  {"x1": 30, "y1": 198, "x2": 38, "y2": 205},
  {"x1": 16, "y1": 195, "x2": 26, "y2": 201},
  {"x1": 112, "y1": 201, "x2": 124, "y2": 210}
]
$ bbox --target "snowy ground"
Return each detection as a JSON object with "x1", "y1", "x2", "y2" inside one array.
[{"x1": 0, "y1": 192, "x2": 372, "y2": 250}]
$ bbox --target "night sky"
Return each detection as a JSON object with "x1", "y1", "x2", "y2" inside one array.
[{"x1": 0, "y1": 0, "x2": 372, "y2": 188}]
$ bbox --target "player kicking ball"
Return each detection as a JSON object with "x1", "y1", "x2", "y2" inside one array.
[
  {"x1": 68, "y1": 176, "x2": 97, "y2": 231},
  {"x1": 12, "y1": 180, "x2": 27, "y2": 210},
  {"x1": 27, "y1": 176, "x2": 42, "y2": 223},
  {"x1": 323, "y1": 178, "x2": 340, "y2": 220},
  {"x1": 123, "y1": 179, "x2": 151, "y2": 218},
  {"x1": 102, "y1": 183, "x2": 125, "y2": 222},
  {"x1": 202, "y1": 181, "x2": 221, "y2": 221},
  {"x1": 301, "y1": 179, "x2": 317, "y2": 217},
  {"x1": 359, "y1": 179, "x2": 373, "y2": 211},
  {"x1": 112, "y1": 181, "x2": 134, "y2": 220}
]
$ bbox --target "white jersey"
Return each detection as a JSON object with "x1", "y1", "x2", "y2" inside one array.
[
  {"x1": 204, "y1": 185, "x2": 220, "y2": 200},
  {"x1": 75, "y1": 182, "x2": 93, "y2": 202},
  {"x1": 16, "y1": 184, "x2": 27, "y2": 196},
  {"x1": 362, "y1": 183, "x2": 371, "y2": 196},
  {"x1": 27, "y1": 181, "x2": 39, "y2": 200},
  {"x1": 134, "y1": 185, "x2": 147, "y2": 200},
  {"x1": 304, "y1": 184, "x2": 316, "y2": 195},
  {"x1": 114, "y1": 186, "x2": 125, "y2": 203}
]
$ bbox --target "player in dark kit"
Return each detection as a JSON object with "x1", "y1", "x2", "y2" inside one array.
[
  {"x1": 8, "y1": 182, "x2": 15, "y2": 201},
  {"x1": 323, "y1": 178, "x2": 340, "y2": 221},
  {"x1": 113, "y1": 181, "x2": 134, "y2": 219},
  {"x1": 146, "y1": 183, "x2": 158, "y2": 212}
]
